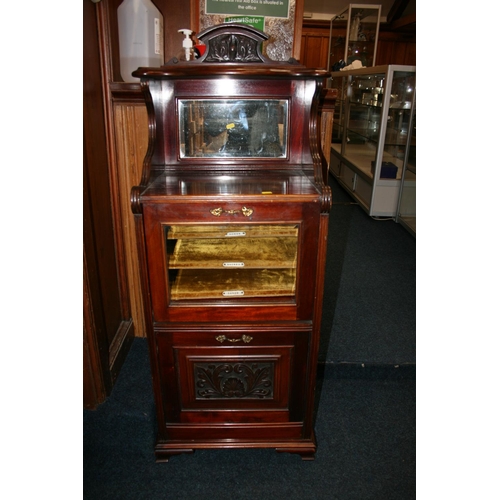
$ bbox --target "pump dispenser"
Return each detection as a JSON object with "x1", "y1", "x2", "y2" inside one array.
[{"x1": 178, "y1": 29, "x2": 195, "y2": 61}]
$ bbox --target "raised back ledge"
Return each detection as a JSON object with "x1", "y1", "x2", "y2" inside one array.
[
  {"x1": 132, "y1": 63, "x2": 328, "y2": 79},
  {"x1": 131, "y1": 22, "x2": 328, "y2": 80}
]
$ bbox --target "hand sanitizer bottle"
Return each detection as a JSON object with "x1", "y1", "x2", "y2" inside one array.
[{"x1": 178, "y1": 29, "x2": 195, "y2": 61}]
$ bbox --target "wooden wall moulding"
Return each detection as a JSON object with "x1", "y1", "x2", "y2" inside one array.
[
  {"x1": 84, "y1": 0, "x2": 136, "y2": 408},
  {"x1": 130, "y1": 23, "x2": 331, "y2": 461}
]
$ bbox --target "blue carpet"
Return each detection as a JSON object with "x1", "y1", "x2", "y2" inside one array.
[
  {"x1": 320, "y1": 175, "x2": 416, "y2": 364},
  {"x1": 84, "y1": 338, "x2": 415, "y2": 499}
]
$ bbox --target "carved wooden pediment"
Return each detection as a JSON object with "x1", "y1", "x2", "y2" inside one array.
[{"x1": 197, "y1": 23, "x2": 270, "y2": 63}]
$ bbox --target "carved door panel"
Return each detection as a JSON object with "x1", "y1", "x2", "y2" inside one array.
[
  {"x1": 155, "y1": 329, "x2": 310, "y2": 426},
  {"x1": 141, "y1": 198, "x2": 322, "y2": 323}
]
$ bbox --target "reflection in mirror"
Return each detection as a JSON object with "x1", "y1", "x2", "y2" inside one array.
[{"x1": 179, "y1": 99, "x2": 288, "y2": 158}]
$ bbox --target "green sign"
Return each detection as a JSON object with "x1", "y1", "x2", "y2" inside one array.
[
  {"x1": 224, "y1": 15, "x2": 265, "y2": 31},
  {"x1": 206, "y1": 0, "x2": 289, "y2": 19}
]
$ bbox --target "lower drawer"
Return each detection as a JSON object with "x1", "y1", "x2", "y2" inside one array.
[{"x1": 155, "y1": 327, "x2": 311, "y2": 425}]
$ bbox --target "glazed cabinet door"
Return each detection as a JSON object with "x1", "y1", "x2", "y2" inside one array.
[{"x1": 142, "y1": 200, "x2": 322, "y2": 323}]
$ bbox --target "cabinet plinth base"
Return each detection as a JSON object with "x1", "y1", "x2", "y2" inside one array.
[{"x1": 154, "y1": 435, "x2": 317, "y2": 462}]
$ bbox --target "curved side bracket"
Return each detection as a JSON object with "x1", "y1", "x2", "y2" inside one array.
[
  {"x1": 130, "y1": 186, "x2": 143, "y2": 215},
  {"x1": 321, "y1": 185, "x2": 332, "y2": 214},
  {"x1": 130, "y1": 80, "x2": 155, "y2": 215}
]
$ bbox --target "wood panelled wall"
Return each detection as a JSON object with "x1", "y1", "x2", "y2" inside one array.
[
  {"x1": 300, "y1": 20, "x2": 416, "y2": 69},
  {"x1": 113, "y1": 103, "x2": 149, "y2": 338}
]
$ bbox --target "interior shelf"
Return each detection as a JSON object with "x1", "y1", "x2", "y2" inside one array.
[
  {"x1": 170, "y1": 268, "x2": 297, "y2": 300},
  {"x1": 167, "y1": 224, "x2": 298, "y2": 240},
  {"x1": 169, "y1": 237, "x2": 298, "y2": 269},
  {"x1": 341, "y1": 146, "x2": 407, "y2": 181}
]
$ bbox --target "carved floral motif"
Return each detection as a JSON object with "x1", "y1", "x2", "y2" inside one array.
[
  {"x1": 195, "y1": 362, "x2": 274, "y2": 399},
  {"x1": 205, "y1": 34, "x2": 262, "y2": 63}
]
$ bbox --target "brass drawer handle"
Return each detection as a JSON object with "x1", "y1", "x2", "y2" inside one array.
[
  {"x1": 210, "y1": 207, "x2": 253, "y2": 217},
  {"x1": 215, "y1": 334, "x2": 253, "y2": 344}
]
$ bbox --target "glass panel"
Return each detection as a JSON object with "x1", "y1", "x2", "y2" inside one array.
[
  {"x1": 398, "y1": 112, "x2": 416, "y2": 233},
  {"x1": 330, "y1": 67, "x2": 416, "y2": 183},
  {"x1": 407, "y1": 113, "x2": 416, "y2": 173},
  {"x1": 178, "y1": 99, "x2": 288, "y2": 158},
  {"x1": 382, "y1": 71, "x2": 416, "y2": 179},
  {"x1": 164, "y1": 224, "x2": 298, "y2": 301},
  {"x1": 345, "y1": 72, "x2": 385, "y2": 178},
  {"x1": 330, "y1": 76, "x2": 348, "y2": 157},
  {"x1": 329, "y1": 4, "x2": 381, "y2": 70},
  {"x1": 345, "y1": 6, "x2": 381, "y2": 67}
]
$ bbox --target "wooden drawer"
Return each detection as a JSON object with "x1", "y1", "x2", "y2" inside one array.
[{"x1": 155, "y1": 326, "x2": 311, "y2": 426}]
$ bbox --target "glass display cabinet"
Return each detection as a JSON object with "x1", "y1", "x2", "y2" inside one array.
[
  {"x1": 328, "y1": 64, "x2": 416, "y2": 217},
  {"x1": 131, "y1": 23, "x2": 331, "y2": 462},
  {"x1": 396, "y1": 110, "x2": 416, "y2": 235},
  {"x1": 328, "y1": 4, "x2": 382, "y2": 71}
]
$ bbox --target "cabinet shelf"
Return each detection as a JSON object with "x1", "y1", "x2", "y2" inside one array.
[
  {"x1": 342, "y1": 146, "x2": 406, "y2": 181},
  {"x1": 167, "y1": 224, "x2": 298, "y2": 240},
  {"x1": 355, "y1": 99, "x2": 382, "y2": 110},
  {"x1": 169, "y1": 237, "x2": 298, "y2": 269},
  {"x1": 347, "y1": 127, "x2": 378, "y2": 142},
  {"x1": 170, "y1": 268, "x2": 296, "y2": 300}
]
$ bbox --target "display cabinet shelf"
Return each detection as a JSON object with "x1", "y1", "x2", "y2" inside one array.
[
  {"x1": 170, "y1": 268, "x2": 297, "y2": 300},
  {"x1": 168, "y1": 234, "x2": 298, "y2": 269}
]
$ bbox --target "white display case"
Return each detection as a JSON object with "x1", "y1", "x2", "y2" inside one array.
[{"x1": 329, "y1": 64, "x2": 416, "y2": 217}]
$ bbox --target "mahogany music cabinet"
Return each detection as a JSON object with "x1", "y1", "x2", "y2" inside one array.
[{"x1": 131, "y1": 23, "x2": 331, "y2": 461}]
